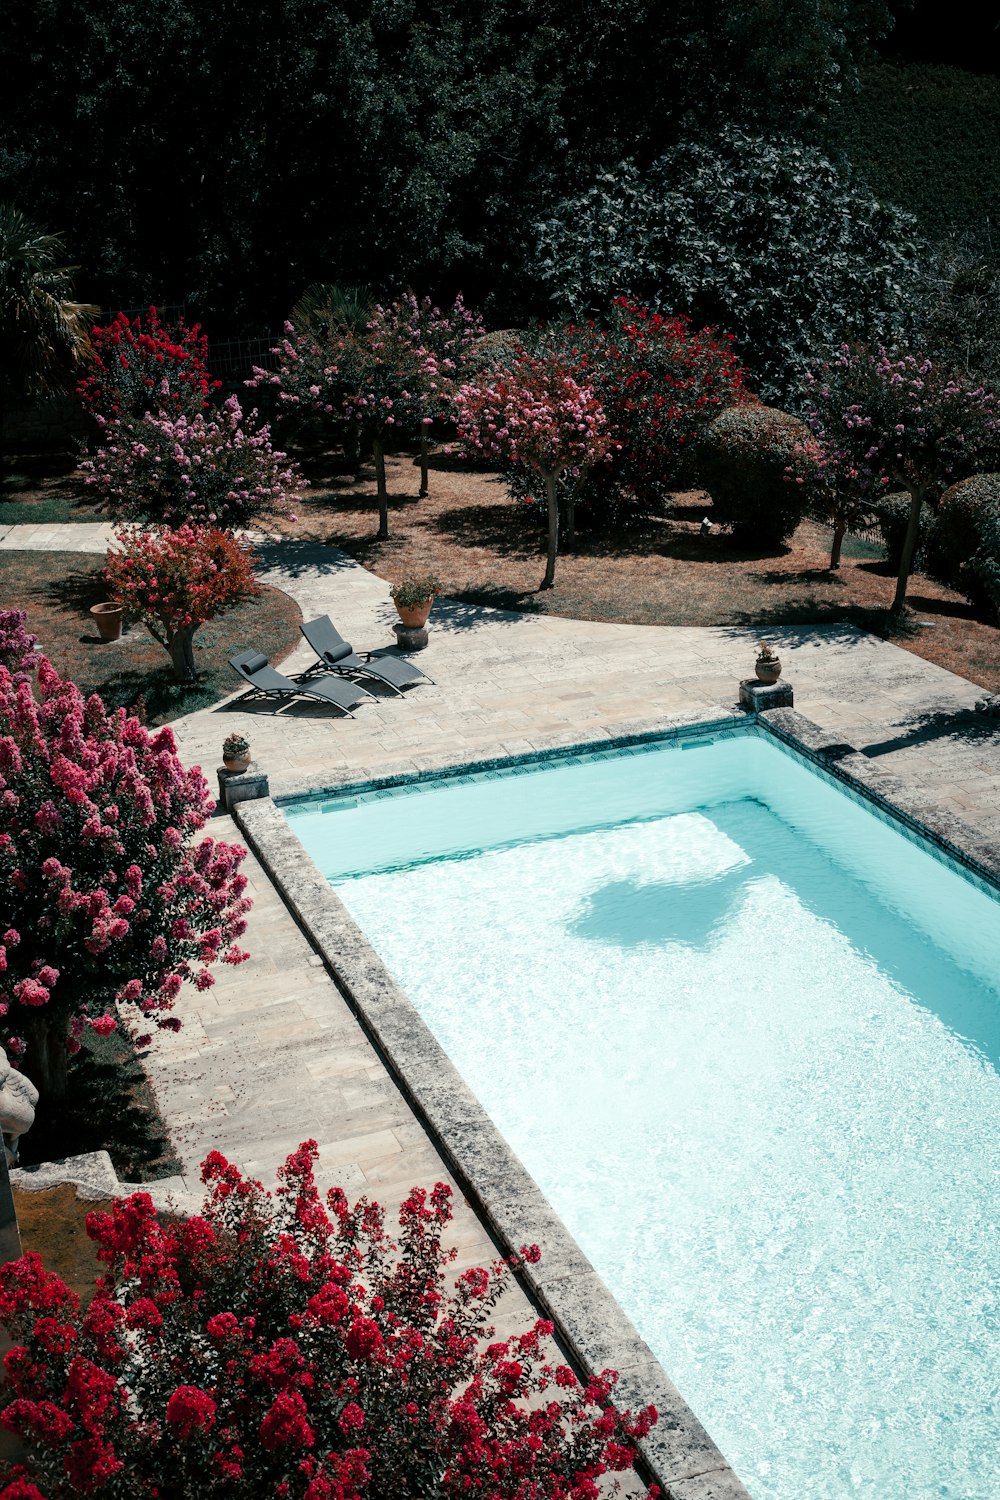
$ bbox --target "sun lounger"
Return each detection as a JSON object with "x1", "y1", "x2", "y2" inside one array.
[
  {"x1": 299, "y1": 615, "x2": 433, "y2": 695},
  {"x1": 229, "y1": 650, "x2": 375, "y2": 716}
]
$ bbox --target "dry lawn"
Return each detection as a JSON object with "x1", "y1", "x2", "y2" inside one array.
[{"x1": 281, "y1": 446, "x2": 1000, "y2": 694}]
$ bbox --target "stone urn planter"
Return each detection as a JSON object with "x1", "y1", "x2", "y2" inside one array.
[
  {"x1": 90, "y1": 602, "x2": 123, "y2": 642},
  {"x1": 754, "y1": 644, "x2": 782, "y2": 684}
]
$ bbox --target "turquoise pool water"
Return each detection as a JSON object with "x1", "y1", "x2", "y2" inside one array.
[{"x1": 287, "y1": 730, "x2": 1000, "y2": 1500}]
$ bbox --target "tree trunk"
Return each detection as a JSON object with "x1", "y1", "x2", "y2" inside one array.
[
  {"x1": 372, "y1": 436, "x2": 390, "y2": 539},
  {"x1": 565, "y1": 484, "x2": 577, "y2": 551},
  {"x1": 540, "y1": 470, "x2": 559, "y2": 590},
  {"x1": 168, "y1": 626, "x2": 197, "y2": 682},
  {"x1": 419, "y1": 430, "x2": 429, "y2": 498},
  {"x1": 830, "y1": 520, "x2": 846, "y2": 570},
  {"x1": 23, "y1": 1017, "x2": 69, "y2": 1104},
  {"x1": 891, "y1": 486, "x2": 926, "y2": 615}
]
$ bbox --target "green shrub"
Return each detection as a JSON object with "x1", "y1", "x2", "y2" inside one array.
[
  {"x1": 969, "y1": 505, "x2": 1000, "y2": 621},
  {"x1": 532, "y1": 128, "x2": 922, "y2": 401},
  {"x1": 697, "y1": 403, "x2": 811, "y2": 549},
  {"x1": 937, "y1": 473, "x2": 1000, "y2": 612},
  {"x1": 872, "y1": 492, "x2": 934, "y2": 572}
]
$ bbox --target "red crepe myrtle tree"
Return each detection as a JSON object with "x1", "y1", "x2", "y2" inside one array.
[
  {"x1": 0, "y1": 661, "x2": 250, "y2": 1099},
  {"x1": 455, "y1": 356, "x2": 614, "y2": 588},
  {"x1": 0, "y1": 1140, "x2": 659, "y2": 1499},
  {"x1": 803, "y1": 345, "x2": 1000, "y2": 611},
  {"x1": 105, "y1": 525, "x2": 259, "y2": 682},
  {"x1": 535, "y1": 299, "x2": 751, "y2": 521},
  {"x1": 783, "y1": 433, "x2": 878, "y2": 570},
  {"x1": 384, "y1": 293, "x2": 486, "y2": 496},
  {"x1": 81, "y1": 395, "x2": 304, "y2": 530},
  {"x1": 77, "y1": 307, "x2": 220, "y2": 426}
]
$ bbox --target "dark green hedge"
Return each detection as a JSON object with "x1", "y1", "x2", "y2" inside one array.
[{"x1": 837, "y1": 61, "x2": 1000, "y2": 249}]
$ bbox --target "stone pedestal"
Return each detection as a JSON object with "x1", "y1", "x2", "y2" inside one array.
[
  {"x1": 217, "y1": 763, "x2": 270, "y2": 812},
  {"x1": 393, "y1": 621, "x2": 429, "y2": 652},
  {"x1": 739, "y1": 678, "x2": 794, "y2": 712}
]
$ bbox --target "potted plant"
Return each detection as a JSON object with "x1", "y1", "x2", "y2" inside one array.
[
  {"x1": 390, "y1": 574, "x2": 443, "y2": 628},
  {"x1": 754, "y1": 641, "x2": 782, "y2": 684},
  {"x1": 89, "y1": 600, "x2": 124, "y2": 642},
  {"x1": 222, "y1": 731, "x2": 251, "y2": 772}
]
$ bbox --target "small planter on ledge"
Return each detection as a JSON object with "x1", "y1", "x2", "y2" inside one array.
[
  {"x1": 754, "y1": 642, "x2": 782, "y2": 684},
  {"x1": 222, "y1": 732, "x2": 251, "y2": 774},
  {"x1": 89, "y1": 602, "x2": 123, "y2": 642}
]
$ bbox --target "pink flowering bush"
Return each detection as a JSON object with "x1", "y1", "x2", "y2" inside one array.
[
  {"x1": 0, "y1": 660, "x2": 250, "y2": 1099},
  {"x1": 0, "y1": 1141, "x2": 658, "y2": 1499},
  {"x1": 105, "y1": 526, "x2": 260, "y2": 682},
  {"x1": 803, "y1": 345, "x2": 1000, "y2": 610},
  {"x1": 76, "y1": 308, "x2": 221, "y2": 426},
  {"x1": 81, "y1": 395, "x2": 304, "y2": 530},
  {"x1": 0, "y1": 610, "x2": 40, "y2": 683},
  {"x1": 783, "y1": 433, "x2": 879, "y2": 570},
  {"x1": 251, "y1": 293, "x2": 484, "y2": 534},
  {"x1": 455, "y1": 356, "x2": 613, "y2": 588}
]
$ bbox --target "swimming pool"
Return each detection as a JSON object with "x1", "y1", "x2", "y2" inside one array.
[{"x1": 286, "y1": 727, "x2": 1000, "y2": 1500}]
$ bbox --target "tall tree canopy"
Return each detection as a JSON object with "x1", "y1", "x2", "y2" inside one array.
[{"x1": 0, "y1": 0, "x2": 896, "y2": 330}]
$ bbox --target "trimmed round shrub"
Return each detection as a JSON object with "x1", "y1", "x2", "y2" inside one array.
[
  {"x1": 937, "y1": 473, "x2": 1000, "y2": 611},
  {"x1": 696, "y1": 403, "x2": 811, "y2": 548}
]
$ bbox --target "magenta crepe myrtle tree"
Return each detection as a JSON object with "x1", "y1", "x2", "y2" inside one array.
[
  {"x1": 80, "y1": 395, "x2": 304, "y2": 530},
  {"x1": 803, "y1": 345, "x2": 1000, "y2": 611},
  {"x1": 455, "y1": 355, "x2": 614, "y2": 589},
  {"x1": 0, "y1": 661, "x2": 251, "y2": 1100},
  {"x1": 0, "y1": 610, "x2": 40, "y2": 683}
]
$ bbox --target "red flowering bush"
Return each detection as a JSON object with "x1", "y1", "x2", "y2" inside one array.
[
  {"x1": 77, "y1": 308, "x2": 220, "y2": 426},
  {"x1": 105, "y1": 526, "x2": 259, "y2": 682},
  {"x1": 0, "y1": 1142, "x2": 658, "y2": 1499},
  {"x1": 532, "y1": 299, "x2": 751, "y2": 524},
  {"x1": 455, "y1": 356, "x2": 613, "y2": 588},
  {"x1": 0, "y1": 661, "x2": 250, "y2": 1099},
  {"x1": 81, "y1": 395, "x2": 303, "y2": 530}
]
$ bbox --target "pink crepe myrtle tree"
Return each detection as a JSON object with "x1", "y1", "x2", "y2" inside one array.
[
  {"x1": 384, "y1": 292, "x2": 486, "y2": 496},
  {"x1": 80, "y1": 395, "x2": 304, "y2": 530},
  {"x1": 104, "y1": 525, "x2": 260, "y2": 682},
  {"x1": 250, "y1": 293, "x2": 484, "y2": 534},
  {"x1": 0, "y1": 661, "x2": 250, "y2": 1100},
  {"x1": 0, "y1": 1140, "x2": 659, "y2": 1499},
  {"x1": 455, "y1": 355, "x2": 614, "y2": 589},
  {"x1": 783, "y1": 433, "x2": 878, "y2": 570},
  {"x1": 803, "y1": 345, "x2": 1000, "y2": 610}
]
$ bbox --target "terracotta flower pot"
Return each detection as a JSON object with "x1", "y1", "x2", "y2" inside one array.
[
  {"x1": 755, "y1": 657, "x2": 782, "y2": 684},
  {"x1": 90, "y1": 602, "x2": 123, "y2": 642},
  {"x1": 223, "y1": 754, "x2": 251, "y2": 774},
  {"x1": 395, "y1": 598, "x2": 434, "y2": 628}
]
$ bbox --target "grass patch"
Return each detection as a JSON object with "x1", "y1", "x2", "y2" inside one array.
[
  {"x1": 0, "y1": 551, "x2": 301, "y2": 724},
  {"x1": 18, "y1": 1028, "x2": 182, "y2": 1182},
  {"x1": 0, "y1": 495, "x2": 93, "y2": 524}
]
